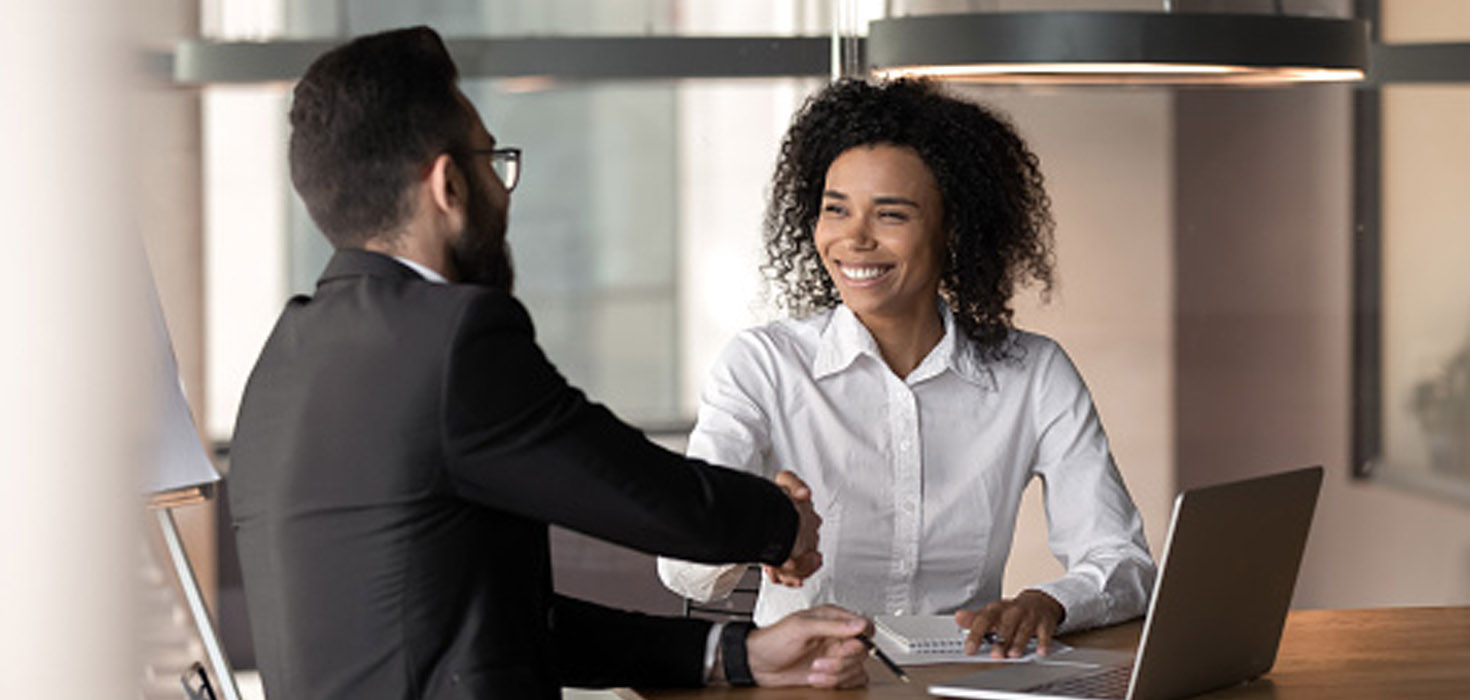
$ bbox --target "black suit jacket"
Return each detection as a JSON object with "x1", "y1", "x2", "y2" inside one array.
[{"x1": 230, "y1": 250, "x2": 797, "y2": 699}]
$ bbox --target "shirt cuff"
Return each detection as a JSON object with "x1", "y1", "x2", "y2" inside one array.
[
  {"x1": 703, "y1": 622, "x2": 726, "y2": 683},
  {"x1": 658, "y1": 557, "x2": 748, "y2": 603},
  {"x1": 1029, "y1": 576, "x2": 1107, "y2": 635}
]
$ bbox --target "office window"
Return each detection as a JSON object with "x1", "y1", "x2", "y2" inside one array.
[
  {"x1": 1375, "y1": 84, "x2": 1470, "y2": 501},
  {"x1": 200, "y1": 1, "x2": 834, "y2": 439},
  {"x1": 1353, "y1": 2, "x2": 1470, "y2": 503}
]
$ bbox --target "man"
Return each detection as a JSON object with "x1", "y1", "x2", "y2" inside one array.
[{"x1": 229, "y1": 26, "x2": 869, "y2": 699}]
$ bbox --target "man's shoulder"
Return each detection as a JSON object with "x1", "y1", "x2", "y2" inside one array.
[
  {"x1": 308, "y1": 268, "x2": 530, "y2": 328},
  {"x1": 439, "y1": 285, "x2": 535, "y2": 336},
  {"x1": 308, "y1": 250, "x2": 530, "y2": 325}
]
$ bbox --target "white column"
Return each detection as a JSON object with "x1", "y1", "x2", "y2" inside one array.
[{"x1": 0, "y1": 2, "x2": 143, "y2": 697}]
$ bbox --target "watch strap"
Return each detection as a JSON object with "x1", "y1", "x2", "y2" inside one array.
[{"x1": 719, "y1": 620, "x2": 757, "y2": 687}]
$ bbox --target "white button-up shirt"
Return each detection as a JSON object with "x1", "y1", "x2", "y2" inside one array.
[{"x1": 657, "y1": 303, "x2": 1155, "y2": 632}]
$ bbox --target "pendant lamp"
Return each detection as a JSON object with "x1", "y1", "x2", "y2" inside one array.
[{"x1": 867, "y1": 11, "x2": 1368, "y2": 86}]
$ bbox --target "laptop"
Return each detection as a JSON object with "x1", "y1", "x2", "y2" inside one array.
[{"x1": 930, "y1": 465, "x2": 1323, "y2": 700}]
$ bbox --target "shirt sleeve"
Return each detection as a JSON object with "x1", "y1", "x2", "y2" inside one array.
[
  {"x1": 658, "y1": 332, "x2": 778, "y2": 602},
  {"x1": 1025, "y1": 342, "x2": 1157, "y2": 634},
  {"x1": 441, "y1": 291, "x2": 796, "y2": 566}
]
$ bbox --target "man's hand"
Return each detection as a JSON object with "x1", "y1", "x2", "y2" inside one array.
[
  {"x1": 765, "y1": 470, "x2": 821, "y2": 587},
  {"x1": 955, "y1": 589, "x2": 1065, "y2": 658},
  {"x1": 746, "y1": 605, "x2": 871, "y2": 689}
]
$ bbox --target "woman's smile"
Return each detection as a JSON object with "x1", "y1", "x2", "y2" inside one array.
[{"x1": 834, "y1": 261, "x2": 895, "y2": 285}]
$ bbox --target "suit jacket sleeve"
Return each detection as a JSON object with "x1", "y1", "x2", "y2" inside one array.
[
  {"x1": 441, "y1": 289, "x2": 797, "y2": 566},
  {"x1": 550, "y1": 594, "x2": 712, "y2": 688}
]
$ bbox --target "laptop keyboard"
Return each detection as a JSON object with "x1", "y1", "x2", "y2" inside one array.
[{"x1": 1027, "y1": 664, "x2": 1133, "y2": 699}]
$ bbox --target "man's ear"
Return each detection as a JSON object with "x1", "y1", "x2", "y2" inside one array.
[{"x1": 426, "y1": 152, "x2": 465, "y2": 219}]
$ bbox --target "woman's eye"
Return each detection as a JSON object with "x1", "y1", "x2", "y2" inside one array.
[
  {"x1": 878, "y1": 210, "x2": 909, "y2": 222},
  {"x1": 822, "y1": 202, "x2": 847, "y2": 216}
]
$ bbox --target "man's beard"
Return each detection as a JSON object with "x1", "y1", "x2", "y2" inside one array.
[{"x1": 452, "y1": 180, "x2": 514, "y2": 291}]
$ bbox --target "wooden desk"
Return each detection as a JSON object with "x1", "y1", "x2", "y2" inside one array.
[{"x1": 631, "y1": 607, "x2": 1470, "y2": 699}]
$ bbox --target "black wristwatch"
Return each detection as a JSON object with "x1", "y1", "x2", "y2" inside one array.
[{"x1": 719, "y1": 621, "x2": 757, "y2": 687}]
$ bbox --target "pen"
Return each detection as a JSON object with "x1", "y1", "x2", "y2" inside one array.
[{"x1": 858, "y1": 634, "x2": 910, "y2": 683}]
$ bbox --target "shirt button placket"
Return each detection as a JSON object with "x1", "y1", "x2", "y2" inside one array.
[{"x1": 888, "y1": 380, "x2": 921, "y2": 614}]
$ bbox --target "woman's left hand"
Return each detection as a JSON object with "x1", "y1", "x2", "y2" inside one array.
[{"x1": 955, "y1": 589, "x2": 1065, "y2": 658}]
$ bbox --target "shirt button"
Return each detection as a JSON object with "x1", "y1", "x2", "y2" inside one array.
[
  {"x1": 899, "y1": 440, "x2": 912, "y2": 452},
  {"x1": 902, "y1": 501, "x2": 915, "y2": 513}
]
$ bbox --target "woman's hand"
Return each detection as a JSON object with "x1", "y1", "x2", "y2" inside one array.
[{"x1": 955, "y1": 589, "x2": 1065, "y2": 658}]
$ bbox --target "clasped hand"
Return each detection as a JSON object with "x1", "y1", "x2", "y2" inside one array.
[{"x1": 766, "y1": 470, "x2": 822, "y2": 587}]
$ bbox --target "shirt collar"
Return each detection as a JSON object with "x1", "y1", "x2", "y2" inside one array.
[
  {"x1": 811, "y1": 301, "x2": 998, "y2": 391},
  {"x1": 392, "y1": 256, "x2": 448, "y2": 284},
  {"x1": 934, "y1": 305, "x2": 999, "y2": 390},
  {"x1": 811, "y1": 304, "x2": 881, "y2": 380}
]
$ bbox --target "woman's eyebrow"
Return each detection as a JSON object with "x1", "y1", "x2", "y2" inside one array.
[{"x1": 822, "y1": 190, "x2": 919, "y2": 208}]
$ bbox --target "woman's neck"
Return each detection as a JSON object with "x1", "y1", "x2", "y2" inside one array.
[{"x1": 856, "y1": 305, "x2": 945, "y2": 380}]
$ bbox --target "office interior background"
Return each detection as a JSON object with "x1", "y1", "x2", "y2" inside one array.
[{"x1": 3, "y1": 0, "x2": 1469, "y2": 697}]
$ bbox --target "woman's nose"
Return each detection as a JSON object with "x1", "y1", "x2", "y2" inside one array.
[
  {"x1": 832, "y1": 215, "x2": 875, "y2": 248},
  {"x1": 847, "y1": 219, "x2": 876, "y2": 249}
]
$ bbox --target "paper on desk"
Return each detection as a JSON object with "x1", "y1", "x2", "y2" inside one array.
[{"x1": 872, "y1": 634, "x2": 1072, "y2": 666}]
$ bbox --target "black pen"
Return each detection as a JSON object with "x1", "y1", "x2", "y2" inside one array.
[{"x1": 858, "y1": 634, "x2": 910, "y2": 683}]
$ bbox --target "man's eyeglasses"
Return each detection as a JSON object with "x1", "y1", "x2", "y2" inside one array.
[{"x1": 463, "y1": 147, "x2": 521, "y2": 192}]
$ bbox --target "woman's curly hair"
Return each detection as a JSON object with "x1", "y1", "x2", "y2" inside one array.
[{"x1": 763, "y1": 78, "x2": 1055, "y2": 360}]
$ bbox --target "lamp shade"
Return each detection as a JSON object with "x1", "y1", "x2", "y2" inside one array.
[{"x1": 868, "y1": 12, "x2": 1368, "y2": 85}]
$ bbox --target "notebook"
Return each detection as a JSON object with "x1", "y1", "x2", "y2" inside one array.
[
  {"x1": 874, "y1": 614, "x2": 1064, "y2": 665},
  {"x1": 929, "y1": 465, "x2": 1324, "y2": 700},
  {"x1": 875, "y1": 615, "x2": 969, "y2": 654}
]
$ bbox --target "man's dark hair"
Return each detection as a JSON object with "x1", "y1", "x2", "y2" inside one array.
[
  {"x1": 288, "y1": 26, "x2": 471, "y2": 248},
  {"x1": 763, "y1": 78, "x2": 1056, "y2": 361}
]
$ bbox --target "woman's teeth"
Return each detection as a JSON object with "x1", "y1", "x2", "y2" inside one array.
[{"x1": 841, "y1": 265, "x2": 889, "y2": 281}]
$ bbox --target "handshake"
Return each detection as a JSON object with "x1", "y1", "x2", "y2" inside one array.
[
  {"x1": 769, "y1": 470, "x2": 823, "y2": 587},
  {"x1": 739, "y1": 471, "x2": 873, "y2": 690}
]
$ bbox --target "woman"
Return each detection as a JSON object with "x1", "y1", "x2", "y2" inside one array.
[{"x1": 658, "y1": 78, "x2": 1155, "y2": 657}]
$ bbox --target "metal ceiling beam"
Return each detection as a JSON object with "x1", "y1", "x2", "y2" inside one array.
[
  {"x1": 173, "y1": 36, "x2": 835, "y2": 84},
  {"x1": 1370, "y1": 43, "x2": 1470, "y2": 84}
]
